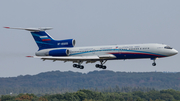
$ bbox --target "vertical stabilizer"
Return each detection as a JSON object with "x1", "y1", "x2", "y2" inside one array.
[
  {"x1": 31, "y1": 31, "x2": 55, "y2": 50},
  {"x1": 4, "y1": 27, "x2": 75, "y2": 50}
]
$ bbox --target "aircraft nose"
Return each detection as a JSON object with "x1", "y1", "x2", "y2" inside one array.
[{"x1": 172, "y1": 49, "x2": 178, "y2": 55}]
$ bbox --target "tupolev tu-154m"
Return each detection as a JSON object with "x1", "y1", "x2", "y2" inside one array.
[{"x1": 4, "y1": 27, "x2": 178, "y2": 69}]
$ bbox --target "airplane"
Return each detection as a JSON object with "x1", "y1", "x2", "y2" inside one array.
[{"x1": 4, "y1": 27, "x2": 178, "y2": 69}]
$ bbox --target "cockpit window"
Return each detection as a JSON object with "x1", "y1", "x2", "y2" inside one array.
[{"x1": 164, "y1": 46, "x2": 173, "y2": 49}]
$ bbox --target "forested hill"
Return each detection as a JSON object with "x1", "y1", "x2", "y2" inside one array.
[{"x1": 0, "y1": 70, "x2": 180, "y2": 95}]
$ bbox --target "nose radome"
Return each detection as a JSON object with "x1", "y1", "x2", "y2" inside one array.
[{"x1": 173, "y1": 49, "x2": 178, "y2": 55}]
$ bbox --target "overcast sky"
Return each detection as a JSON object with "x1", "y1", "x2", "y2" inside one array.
[{"x1": 0, "y1": 0, "x2": 179, "y2": 77}]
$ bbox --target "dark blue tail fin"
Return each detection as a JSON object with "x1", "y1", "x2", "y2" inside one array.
[
  {"x1": 31, "y1": 31, "x2": 55, "y2": 50},
  {"x1": 4, "y1": 27, "x2": 75, "y2": 50},
  {"x1": 31, "y1": 31, "x2": 75, "y2": 50}
]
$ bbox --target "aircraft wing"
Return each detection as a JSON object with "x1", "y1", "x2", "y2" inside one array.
[{"x1": 28, "y1": 54, "x2": 116, "y2": 63}]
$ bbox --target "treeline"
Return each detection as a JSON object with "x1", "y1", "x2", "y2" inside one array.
[
  {"x1": 1, "y1": 89, "x2": 180, "y2": 101},
  {"x1": 0, "y1": 86, "x2": 155, "y2": 96},
  {"x1": 1, "y1": 70, "x2": 180, "y2": 95}
]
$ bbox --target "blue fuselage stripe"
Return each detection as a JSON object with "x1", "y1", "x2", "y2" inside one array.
[{"x1": 70, "y1": 49, "x2": 166, "y2": 59}]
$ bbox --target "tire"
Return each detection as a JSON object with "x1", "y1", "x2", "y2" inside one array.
[
  {"x1": 102, "y1": 66, "x2": 107, "y2": 69},
  {"x1": 77, "y1": 65, "x2": 80, "y2": 68},
  {"x1": 152, "y1": 63, "x2": 156, "y2": 66},
  {"x1": 99, "y1": 65, "x2": 103, "y2": 68},
  {"x1": 80, "y1": 65, "x2": 84, "y2": 69},
  {"x1": 95, "y1": 64, "x2": 100, "y2": 68},
  {"x1": 73, "y1": 64, "x2": 77, "y2": 67}
]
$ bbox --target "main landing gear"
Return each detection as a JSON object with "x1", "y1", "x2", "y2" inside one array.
[
  {"x1": 73, "y1": 61, "x2": 84, "y2": 69},
  {"x1": 95, "y1": 60, "x2": 107, "y2": 69},
  {"x1": 73, "y1": 60, "x2": 108, "y2": 69},
  {"x1": 152, "y1": 58, "x2": 156, "y2": 66}
]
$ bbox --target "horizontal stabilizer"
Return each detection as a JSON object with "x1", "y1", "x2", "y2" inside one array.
[{"x1": 4, "y1": 27, "x2": 52, "y2": 32}]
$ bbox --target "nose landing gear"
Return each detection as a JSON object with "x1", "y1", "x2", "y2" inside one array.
[{"x1": 152, "y1": 58, "x2": 156, "y2": 66}]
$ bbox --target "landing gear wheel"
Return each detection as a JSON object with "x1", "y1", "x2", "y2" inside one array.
[
  {"x1": 95, "y1": 64, "x2": 100, "y2": 68},
  {"x1": 73, "y1": 64, "x2": 77, "y2": 67},
  {"x1": 73, "y1": 61, "x2": 85, "y2": 69},
  {"x1": 95, "y1": 60, "x2": 108, "y2": 69},
  {"x1": 80, "y1": 65, "x2": 84, "y2": 69},
  {"x1": 73, "y1": 64, "x2": 84, "y2": 69},
  {"x1": 102, "y1": 66, "x2": 107, "y2": 69},
  {"x1": 151, "y1": 58, "x2": 157, "y2": 66},
  {"x1": 77, "y1": 65, "x2": 80, "y2": 68},
  {"x1": 152, "y1": 63, "x2": 156, "y2": 66},
  {"x1": 99, "y1": 65, "x2": 103, "y2": 68},
  {"x1": 95, "y1": 64, "x2": 107, "y2": 69}
]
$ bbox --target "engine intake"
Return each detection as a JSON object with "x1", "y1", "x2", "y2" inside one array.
[{"x1": 56, "y1": 39, "x2": 75, "y2": 47}]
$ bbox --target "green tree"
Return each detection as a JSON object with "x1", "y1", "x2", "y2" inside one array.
[
  {"x1": 160, "y1": 93, "x2": 174, "y2": 101},
  {"x1": 146, "y1": 90, "x2": 160, "y2": 100},
  {"x1": 133, "y1": 91, "x2": 147, "y2": 99},
  {"x1": 136, "y1": 97, "x2": 143, "y2": 101},
  {"x1": 52, "y1": 98, "x2": 59, "y2": 101},
  {"x1": 76, "y1": 91, "x2": 87, "y2": 101},
  {"x1": 160, "y1": 89, "x2": 180, "y2": 100},
  {"x1": 0, "y1": 95, "x2": 13, "y2": 101}
]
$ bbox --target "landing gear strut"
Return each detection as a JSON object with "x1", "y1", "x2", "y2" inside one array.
[
  {"x1": 95, "y1": 60, "x2": 107, "y2": 69},
  {"x1": 73, "y1": 61, "x2": 84, "y2": 69}
]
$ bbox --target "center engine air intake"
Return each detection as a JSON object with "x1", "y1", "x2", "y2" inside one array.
[
  {"x1": 49, "y1": 49, "x2": 69, "y2": 56},
  {"x1": 56, "y1": 39, "x2": 75, "y2": 47}
]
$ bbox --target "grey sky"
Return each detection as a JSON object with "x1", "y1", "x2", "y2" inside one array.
[{"x1": 0, "y1": 0, "x2": 179, "y2": 77}]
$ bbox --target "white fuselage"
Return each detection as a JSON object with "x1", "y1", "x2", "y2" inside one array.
[{"x1": 36, "y1": 43, "x2": 178, "y2": 60}]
